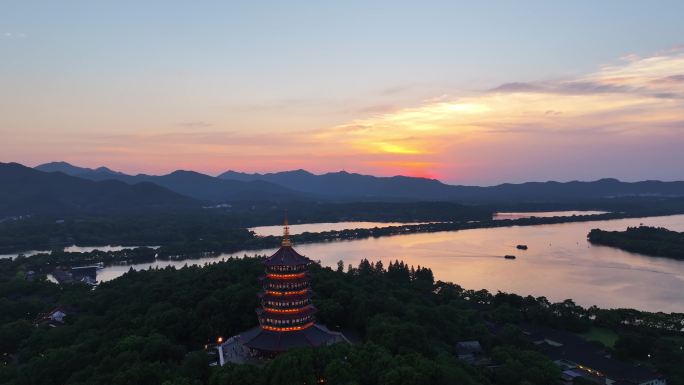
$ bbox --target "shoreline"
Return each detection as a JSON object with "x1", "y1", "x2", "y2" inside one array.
[{"x1": 5, "y1": 210, "x2": 684, "y2": 260}]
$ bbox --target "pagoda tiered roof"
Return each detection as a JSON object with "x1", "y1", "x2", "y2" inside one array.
[
  {"x1": 264, "y1": 245, "x2": 310, "y2": 267},
  {"x1": 256, "y1": 304, "x2": 317, "y2": 320},
  {"x1": 240, "y1": 324, "x2": 348, "y2": 352},
  {"x1": 258, "y1": 291, "x2": 311, "y2": 301},
  {"x1": 259, "y1": 272, "x2": 309, "y2": 282},
  {"x1": 263, "y1": 275, "x2": 309, "y2": 286}
]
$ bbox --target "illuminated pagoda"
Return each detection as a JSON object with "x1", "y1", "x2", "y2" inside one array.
[{"x1": 216, "y1": 219, "x2": 349, "y2": 364}]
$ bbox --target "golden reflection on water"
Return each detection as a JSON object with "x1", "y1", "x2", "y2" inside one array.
[{"x1": 99, "y1": 214, "x2": 684, "y2": 313}]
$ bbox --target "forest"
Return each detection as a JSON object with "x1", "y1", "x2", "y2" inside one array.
[
  {"x1": 0, "y1": 201, "x2": 489, "y2": 254},
  {"x1": 588, "y1": 226, "x2": 684, "y2": 260},
  {"x1": 1, "y1": 254, "x2": 682, "y2": 385},
  {"x1": 0, "y1": 205, "x2": 667, "y2": 257}
]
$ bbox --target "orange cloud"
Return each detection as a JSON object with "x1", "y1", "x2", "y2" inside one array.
[
  {"x1": 303, "y1": 49, "x2": 684, "y2": 181},
  {"x1": 7, "y1": 48, "x2": 684, "y2": 182}
]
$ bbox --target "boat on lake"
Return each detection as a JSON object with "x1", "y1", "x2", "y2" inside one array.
[
  {"x1": 504, "y1": 255, "x2": 516, "y2": 260},
  {"x1": 516, "y1": 245, "x2": 528, "y2": 250}
]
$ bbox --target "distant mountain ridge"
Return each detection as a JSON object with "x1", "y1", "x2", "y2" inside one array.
[
  {"x1": 36, "y1": 161, "x2": 124, "y2": 177},
  {"x1": 219, "y1": 170, "x2": 684, "y2": 202},
  {"x1": 218, "y1": 169, "x2": 454, "y2": 200},
  {"x1": 35, "y1": 162, "x2": 309, "y2": 203},
  {"x1": 0, "y1": 162, "x2": 198, "y2": 216},
  {"x1": 29, "y1": 161, "x2": 684, "y2": 203}
]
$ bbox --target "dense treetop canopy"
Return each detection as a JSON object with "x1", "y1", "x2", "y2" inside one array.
[{"x1": 1, "y1": 254, "x2": 682, "y2": 385}]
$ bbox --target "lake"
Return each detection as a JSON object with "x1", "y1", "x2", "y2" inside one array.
[
  {"x1": 249, "y1": 221, "x2": 435, "y2": 236},
  {"x1": 492, "y1": 210, "x2": 608, "y2": 220},
  {"x1": 97, "y1": 214, "x2": 684, "y2": 313},
  {"x1": 1, "y1": 212, "x2": 604, "y2": 259},
  {"x1": 249, "y1": 212, "x2": 608, "y2": 236},
  {"x1": 0, "y1": 245, "x2": 160, "y2": 260}
]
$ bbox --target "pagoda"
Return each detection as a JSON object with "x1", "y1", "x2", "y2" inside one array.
[{"x1": 217, "y1": 219, "x2": 348, "y2": 364}]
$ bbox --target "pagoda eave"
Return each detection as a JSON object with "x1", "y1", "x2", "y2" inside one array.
[{"x1": 256, "y1": 305, "x2": 317, "y2": 320}]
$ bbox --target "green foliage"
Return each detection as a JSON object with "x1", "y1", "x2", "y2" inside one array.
[
  {"x1": 588, "y1": 226, "x2": 684, "y2": 260},
  {"x1": 578, "y1": 327, "x2": 618, "y2": 348},
  {"x1": 1, "y1": 255, "x2": 681, "y2": 385},
  {"x1": 0, "y1": 200, "x2": 491, "y2": 254},
  {"x1": 490, "y1": 346, "x2": 560, "y2": 385}
]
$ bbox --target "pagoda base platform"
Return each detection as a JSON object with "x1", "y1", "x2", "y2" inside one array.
[{"x1": 217, "y1": 324, "x2": 350, "y2": 365}]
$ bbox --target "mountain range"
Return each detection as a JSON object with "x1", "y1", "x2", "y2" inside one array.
[
  {"x1": 0, "y1": 162, "x2": 197, "y2": 216},
  {"x1": 7, "y1": 161, "x2": 683, "y2": 212},
  {"x1": 52, "y1": 168, "x2": 307, "y2": 203},
  {"x1": 218, "y1": 169, "x2": 684, "y2": 202}
]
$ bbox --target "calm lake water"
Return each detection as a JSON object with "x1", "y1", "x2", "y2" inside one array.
[
  {"x1": 1, "y1": 212, "x2": 602, "y2": 259},
  {"x1": 492, "y1": 211, "x2": 608, "y2": 220},
  {"x1": 250, "y1": 212, "x2": 608, "y2": 236},
  {"x1": 97, "y1": 214, "x2": 684, "y2": 313},
  {"x1": 0, "y1": 245, "x2": 160, "y2": 260},
  {"x1": 250, "y1": 221, "x2": 434, "y2": 236}
]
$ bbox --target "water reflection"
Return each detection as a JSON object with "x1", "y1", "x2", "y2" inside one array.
[
  {"x1": 0, "y1": 249, "x2": 49, "y2": 259},
  {"x1": 63, "y1": 245, "x2": 159, "y2": 253},
  {"x1": 492, "y1": 211, "x2": 608, "y2": 220},
  {"x1": 249, "y1": 221, "x2": 434, "y2": 237},
  {"x1": 98, "y1": 214, "x2": 684, "y2": 312},
  {"x1": 1, "y1": 245, "x2": 159, "y2": 260}
]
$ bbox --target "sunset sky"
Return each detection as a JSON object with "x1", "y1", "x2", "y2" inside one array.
[{"x1": 2, "y1": 1, "x2": 684, "y2": 184}]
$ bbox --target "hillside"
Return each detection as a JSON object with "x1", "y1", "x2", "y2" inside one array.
[
  {"x1": 32, "y1": 162, "x2": 684, "y2": 203},
  {"x1": 0, "y1": 162, "x2": 199, "y2": 216},
  {"x1": 35, "y1": 161, "x2": 124, "y2": 177},
  {"x1": 3, "y1": 256, "x2": 679, "y2": 385},
  {"x1": 220, "y1": 170, "x2": 684, "y2": 203},
  {"x1": 36, "y1": 163, "x2": 309, "y2": 202},
  {"x1": 588, "y1": 226, "x2": 684, "y2": 260},
  {"x1": 219, "y1": 169, "x2": 455, "y2": 200}
]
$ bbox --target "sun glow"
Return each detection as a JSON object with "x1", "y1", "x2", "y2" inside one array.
[
  {"x1": 375, "y1": 142, "x2": 422, "y2": 154},
  {"x1": 304, "y1": 49, "x2": 684, "y2": 181},
  {"x1": 12, "y1": 48, "x2": 684, "y2": 183}
]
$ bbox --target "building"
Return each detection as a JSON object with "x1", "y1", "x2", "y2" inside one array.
[
  {"x1": 217, "y1": 219, "x2": 349, "y2": 364},
  {"x1": 520, "y1": 323, "x2": 666, "y2": 385},
  {"x1": 455, "y1": 340, "x2": 484, "y2": 364},
  {"x1": 33, "y1": 307, "x2": 68, "y2": 327},
  {"x1": 51, "y1": 265, "x2": 98, "y2": 286}
]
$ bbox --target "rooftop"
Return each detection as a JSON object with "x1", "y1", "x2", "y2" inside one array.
[
  {"x1": 520, "y1": 323, "x2": 664, "y2": 382},
  {"x1": 240, "y1": 323, "x2": 349, "y2": 352},
  {"x1": 264, "y1": 245, "x2": 310, "y2": 267}
]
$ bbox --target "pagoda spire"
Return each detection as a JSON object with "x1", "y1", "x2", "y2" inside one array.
[{"x1": 282, "y1": 215, "x2": 292, "y2": 247}]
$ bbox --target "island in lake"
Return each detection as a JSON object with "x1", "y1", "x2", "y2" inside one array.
[{"x1": 588, "y1": 226, "x2": 684, "y2": 260}]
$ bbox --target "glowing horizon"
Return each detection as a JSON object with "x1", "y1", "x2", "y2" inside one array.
[{"x1": 2, "y1": 2, "x2": 684, "y2": 184}]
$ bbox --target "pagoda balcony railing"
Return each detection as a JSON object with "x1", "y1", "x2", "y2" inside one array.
[
  {"x1": 258, "y1": 314, "x2": 315, "y2": 328},
  {"x1": 260, "y1": 322, "x2": 315, "y2": 332},
  {"x1": 262, "y1": 289, "x2": 310, "y2": 297},
  {"x1": 262, "y1": 298, "x2": 311, "y2": 309},
  {"x1": 264, "y1": 272, "x2": 308, "y2": 280},
  {"x1": 264, "y1": 280, "x2": 309, "y2": 291},
  {"x1": 258, "y1": 290, "x2": 310, "y2": 300},
  {"x1": 258, "y1": 272, "x2": 309, "y2": 282},
  {"x1": 261, "y1": 306, "x2": 310, "y2": 313},
  {"x1": 266, "y1": 264, "x2": 307, "y2": 274}
]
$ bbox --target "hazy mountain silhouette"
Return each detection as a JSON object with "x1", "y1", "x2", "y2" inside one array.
[
  {"x1": 219, "y1": 169, "x2": 457, "y2": 200},
  {"x1": 119, "y1": 171, "x2": 309, "y2": 202},
  {"x1": 0, "y1": 162, "x2": 198, "y2": 216},
  {"x1": 36, "y1": 161, "x2": 124, "y2": 177},
  {"x1": 34, "y1": 162, "x2": 308, "y2": 202},
  {"x1": 220, "y1": 170, "x2": 684, "y2": 202},
  {"x1": 30, "y1": 162, "x2": 684, "y2": 204}
]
